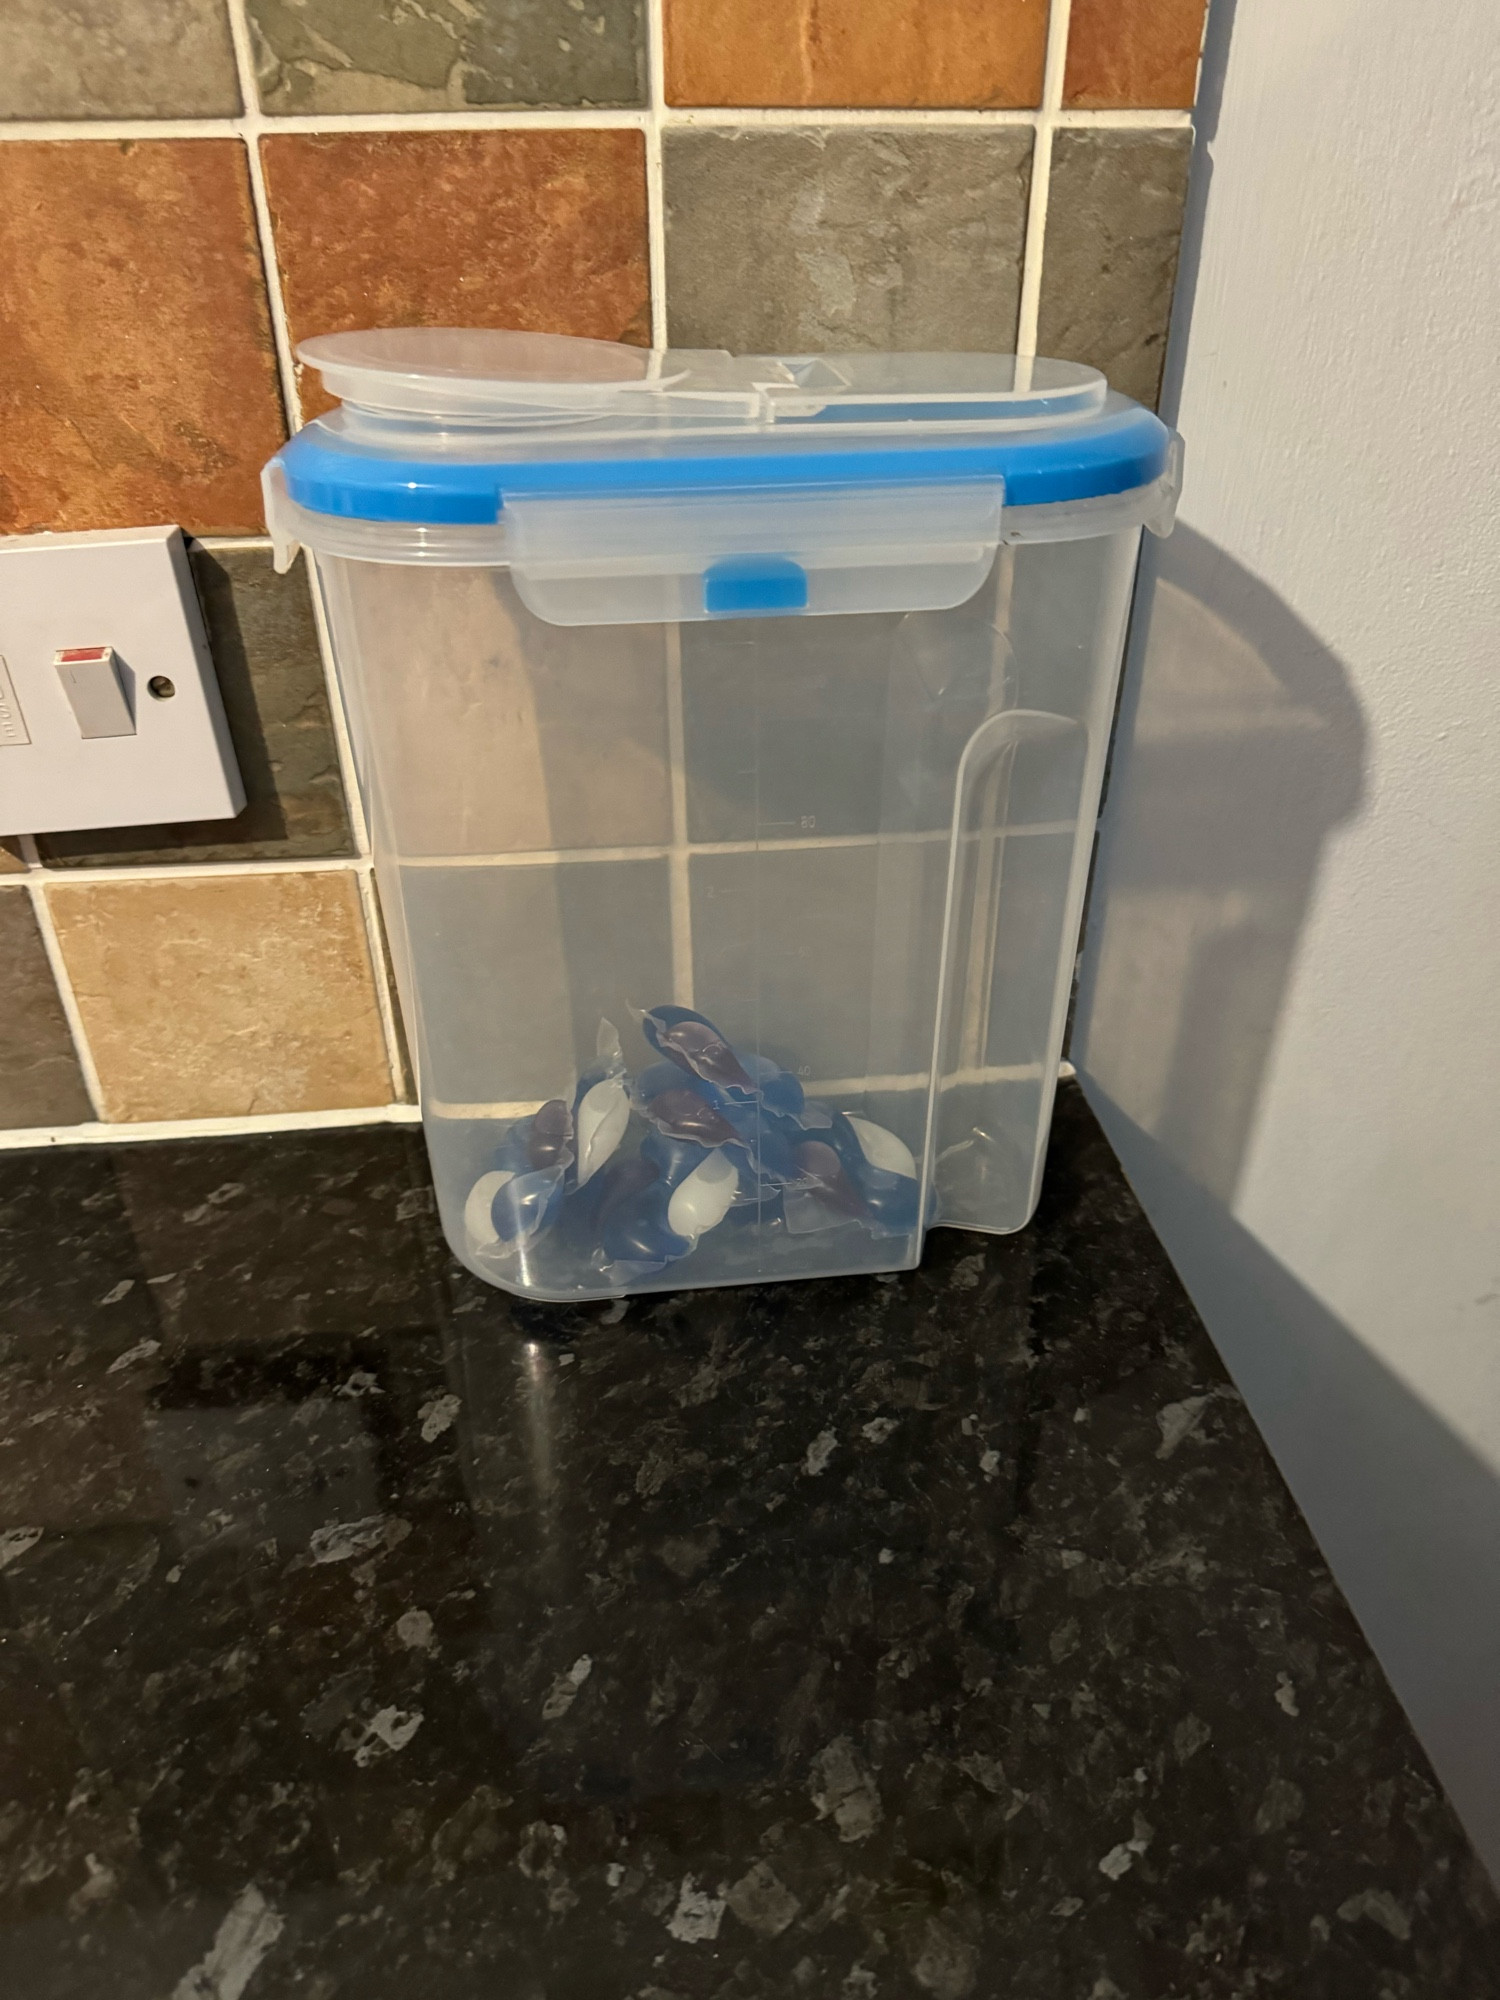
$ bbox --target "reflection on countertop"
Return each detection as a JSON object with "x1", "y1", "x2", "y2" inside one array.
[{"x1": 0, "y1": 1086, "x2": 1494, "y2": 1998}]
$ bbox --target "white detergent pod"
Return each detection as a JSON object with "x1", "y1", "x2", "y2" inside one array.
[
  {"x1": 575, "y1": 1071, "x2": 630, "y2": 1186},
  {"x1": 666, "y1": 1148, "x2": 739, "y2": 1245},
  {"x1": 846, "y1": 1115, "x2": 917, "y2": 1180},
  {"x1": 464, "y1": 1168, "x2": 515, "y2": 1248}
]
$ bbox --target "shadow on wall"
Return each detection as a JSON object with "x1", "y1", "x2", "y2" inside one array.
[
  {"x1": 1080, "y1": 1083, "x2": 1500, "y2": 1880},
  {"x1": 1075, "y1": 524, "x2": 1366, "y2": 1202}
]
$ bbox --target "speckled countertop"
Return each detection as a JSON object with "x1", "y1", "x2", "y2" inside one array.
[{"x1": 0, "y1": 1085, "x2": 1495, "y2": 1999}]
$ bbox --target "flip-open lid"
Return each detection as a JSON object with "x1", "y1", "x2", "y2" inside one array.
[
  {"x1": 294, "y1": 329, "x2": 1113, "y2": 429},
  {"x1": 266, "y1": 332, "x2": 1180, "y2": 619},
  {"x1": 273, "y1": 330, "x2": 1172, "y2": 528}
]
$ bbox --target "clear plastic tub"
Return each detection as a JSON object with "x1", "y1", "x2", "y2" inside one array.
[{"x1": 265, "y1": 332, "x2": 1178, "y2": 1300}]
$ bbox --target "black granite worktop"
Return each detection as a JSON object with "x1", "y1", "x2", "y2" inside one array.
[{"x1": 0, "y1": 1085, "x2": 1495, "y2": 1998}]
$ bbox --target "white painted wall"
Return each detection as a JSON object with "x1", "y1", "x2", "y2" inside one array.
[{"x1": 1073, "y1": 0, "x2": 1500, "y2": 1872}]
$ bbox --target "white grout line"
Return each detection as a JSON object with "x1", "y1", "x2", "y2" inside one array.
[
  {"x1": 394, "y1": 821, "x2": 1078, "y2": 870},
  {"x1": 0, "y1": 112, "x2": 652, "y2": 141},
  {"x1": 1014, "y1": 0, "x2": 1074, "y2": 364},
  {"x1": 194, "y1": 535, "x2": 275, "y2": 552},
  {"x1": 355, "y1": 863, "x2": 412, "y2": 1102},
  {"x1": 8, "y1": 819, "x2": 1081, "y2": 887},
  {"x1": 0, "y1": 108, "x2": 1188, "y2": 144},
  {"x1": 224, "y1": 0, "x2": 302, "y2": 424},
  {"x1": 0, "y1": 1102, "x2": 423, "y2": 1152},
  {"x1": 426, "y1": 1059, "x2": 1062, "y2": 1121},
  {"x1": 1052, "y1": 108, "x2": 1189, "y2": 128},
  {"x1": 32, "y1": 855, "x2": 368, "y2": 886},
  {"x1": 644, "y1": 0, "x2": 670, "y2": 349},
  {"x1": 22, "y1": 867, "x2": 108, "y2": 1121},
  {"x1": 661, "y1": 106, "x2": 1184, "y2": 131}
]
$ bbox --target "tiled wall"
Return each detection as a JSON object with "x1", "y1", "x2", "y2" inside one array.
[{"x1": 0, "y1": 0, "x2": 1202, "y2": 1138}]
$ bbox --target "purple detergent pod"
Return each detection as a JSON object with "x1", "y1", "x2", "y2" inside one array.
[
  {"x1": 639, "y1": 1003, "x2": 757, "y2": 1095},
  {"x1": 789, "y1": 1138, "x2": 868, "y2": 1226},
  {"x1": 639, "y1": 1083, "x2": 740, "y2": 1148},
  {"x1": 526, "y1": 1098, "x2": 574, "y2": 1170}
]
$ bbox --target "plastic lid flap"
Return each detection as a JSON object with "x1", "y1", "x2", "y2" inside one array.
[{"x1": 504, "y1": 480, "x2": 1005, "y2": 625}]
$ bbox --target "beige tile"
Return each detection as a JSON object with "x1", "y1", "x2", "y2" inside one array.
[{"x1": 46, "y1": 871, "x2": 392, "y2": 1122}]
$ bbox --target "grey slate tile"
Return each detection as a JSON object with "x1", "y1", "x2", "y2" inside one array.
[
  {"x1": 1037, "y1": 128, "x2": 1193, "y2": 409},
  {"x1": 246, "y1": 0, "x2": 645, "y2": 112},
  {"x1": 664, "y1": 128, "x2": 1033, "y2": 354},
  {"x1": 0, "y1": 0, "x2": 241, "y2": 119},
  {"x1": 38, "y1": 548, "x2": 354, "y2": 869},
  {"x1": 0, "y1": 890, "x2": 93, "y2": 1129}
]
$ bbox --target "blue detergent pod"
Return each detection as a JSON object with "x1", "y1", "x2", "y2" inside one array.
[
  {"x1": 639, "y1": 1003, "x2": 757, "y2": 1095},
  {"x1": 559, "y1": 1149, "x2": 648, "y2": 1247},
  {"x1": 720, "y1": 1098, "x2": 804, "y2": 1193},
  {"x1": 640, "y1": 1129, "x2": 711, "y2": 1186},
  {"x1": 740, "y1": 1051, "x2": 805, "y2": 1118},
  {"x1": 826, "y1": 1111, "x2": 921, "y2": 1235},
  {"x1": 491, "y1": 1165, "x2": 569, "y2": 1244},
  {"x1": 725, "y1": 1187, "x2": 784, "y2": 1229},
  {"x1": 465, "y1": 1096, "x2": 575, "y2": 1252},
  {"x1": 600, "y1": 1176, "x2": 693, "y2": 1273},
  {"x1": 633, "y1": 1059, "x2": 699, "y2": 1108}
]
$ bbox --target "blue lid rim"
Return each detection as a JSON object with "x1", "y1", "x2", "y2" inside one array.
[{"x1": 273, "y1": 406, "x2": 1172, "y2": 528}]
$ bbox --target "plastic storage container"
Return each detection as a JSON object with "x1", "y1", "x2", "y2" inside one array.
[{"x1": 265, "y1": 331, "x2": 1178, "y2": 1301}]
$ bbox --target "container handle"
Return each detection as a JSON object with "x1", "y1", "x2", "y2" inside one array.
[{"x1": 919, "y1": 707, "x2": 1087, "y2": 1219}]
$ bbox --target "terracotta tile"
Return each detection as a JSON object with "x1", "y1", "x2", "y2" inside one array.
[
  {"x1": 0, "y1": 0, "x2": 240, "y2": 119},
  {"x1": 1064, "y1": 0, "x2": 1206, "y2": 108},
  {"x1": 665, "y1": 129, "x2": 1032, "y2": 353},
  {"x1": 39, "y1": 548, "x2": 353, "y2": 869},
  {"x1": 46, "y1": 872, "x2": 391, "y2": 1122},
  {"x1": 1036, "y1": 130, "x2": 1192, "y2": 408},
  {"x1": 260, "y1": 132, "x2": 650, "y2": 417},
  {"x1": 246, "y1": 0, "x2": 644, "y2": 113},
  {"x1": 665, "y1": 0, "x2": 1047, "y2": 108},
  {"x1": 0, "y1": 142, "x2": 285, "y2": 536},
  {"x1": 0, "y1": 889, "x2": 93, "y2": 1129}
]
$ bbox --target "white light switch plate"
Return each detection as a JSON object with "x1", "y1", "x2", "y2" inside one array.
[{"x1": 0, "y1": 526, "x2": 245, "y2": 837}]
